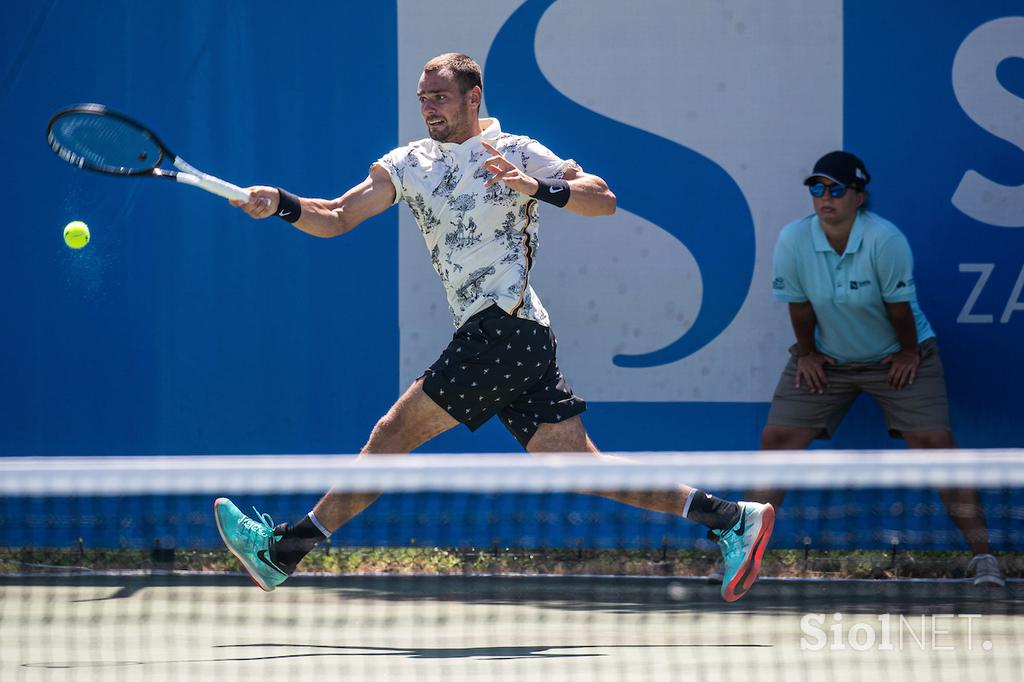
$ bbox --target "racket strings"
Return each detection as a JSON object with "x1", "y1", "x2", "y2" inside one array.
[{"x1": 51, "y1": 114, "x2": 161, "y2": 173}]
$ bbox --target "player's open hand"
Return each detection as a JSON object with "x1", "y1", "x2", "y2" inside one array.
[
  {"x1": 881, "y1": 347, "x2": 920, "y2": 390},
  {"x1": 231, "y1": 186, "x2": 280, "y2": 219},
  {"x1": 795, "y1": 351, "x2": 836, "y2": 394},
  {"x1": 480, "y1": 141, "x2": 539, "y2": 196}
]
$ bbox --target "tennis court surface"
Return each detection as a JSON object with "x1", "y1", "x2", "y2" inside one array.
[
  {"x1": 2, "y1": 574, "x2": 1021, "y2": 681},
  {"x1": 2, "y1": 452, "x2": 1021, "y2": 680}
]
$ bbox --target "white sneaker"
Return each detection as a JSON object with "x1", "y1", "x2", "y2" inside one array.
[{"x1": 967, "y1": 553, "x2": 1005, "y2": 587}]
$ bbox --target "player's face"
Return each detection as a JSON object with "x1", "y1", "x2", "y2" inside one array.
[
  {"x1": 417, "y1": 71, "x2": 479, "y2": 143},
  {"x1": 809, "y1": 176, "x2": 865, "y2": 229}
]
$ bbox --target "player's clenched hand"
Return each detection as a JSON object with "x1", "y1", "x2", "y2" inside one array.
[
  {"x1": 795, "y1": 351, "x2": 836, "y2": 394},
  {"x1": 231, "y1": 186, "x2": 280, "y2": 219},
  {"x1": 480, "y1": 141, "x2": 539, "y2": 196}
]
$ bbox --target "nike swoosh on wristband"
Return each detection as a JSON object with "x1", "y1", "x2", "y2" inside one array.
[
  {"x1": 549, "y1": 186, "x2": 564, "y2": 193},
  {"x1": 256, "y1": 549, "x2": 289, "y2": 576},
  {"x1": 278, "y1": 210, "x2": 292, "y2": 217}
]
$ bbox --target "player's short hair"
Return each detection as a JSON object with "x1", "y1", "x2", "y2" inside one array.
[{"x1": 423, "y1": 53, "x2": 482, "y2": 95}]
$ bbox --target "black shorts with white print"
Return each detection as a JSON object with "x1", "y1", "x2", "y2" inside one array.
[{"x1": 420, "y1": 304, "x2": 587, "y2": 448}]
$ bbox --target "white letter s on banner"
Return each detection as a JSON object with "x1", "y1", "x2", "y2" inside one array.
[{"x1": 951, "y1": 17, "x2": 1024, "y2": 228}]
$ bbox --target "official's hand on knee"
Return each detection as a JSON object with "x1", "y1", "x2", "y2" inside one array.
[
  {"x1": 795, "y1": 352, "x2": 835, "y2": 394},
  {"x1": 881, "y1": 348, "x2": 920, "y2": 390}
]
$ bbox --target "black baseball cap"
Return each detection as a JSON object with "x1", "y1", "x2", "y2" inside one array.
[{"x1": 803, "y1": 151, "x2": 871, "y2": 189}]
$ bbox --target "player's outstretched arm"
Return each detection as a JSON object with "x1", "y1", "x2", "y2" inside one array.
[{"x1": 230, "y1": 164, "x2": 397, "y2": 238}]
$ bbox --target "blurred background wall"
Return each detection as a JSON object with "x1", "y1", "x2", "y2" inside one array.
[{"x1": 3, "y1": 0, "x2": 1022, "y2": 457}]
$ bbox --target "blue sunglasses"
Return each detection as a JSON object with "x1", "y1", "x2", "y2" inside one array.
[{"x1": 808, "y1": 181, "x2": 849, "y2": 198}]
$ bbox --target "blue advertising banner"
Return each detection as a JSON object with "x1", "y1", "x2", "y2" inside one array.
[{"x1": 1, "y1": 1, "x2": 1021, "y2": 549}]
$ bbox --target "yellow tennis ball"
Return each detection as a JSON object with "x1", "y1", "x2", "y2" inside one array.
[{"x1": 63, "y1": 221, "x2": 90, "y2": 249}]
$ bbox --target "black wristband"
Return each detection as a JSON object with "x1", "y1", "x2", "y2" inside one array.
[
  {"x1": 531, "y1": 178, "x2": 570, "y2": 208},
  {"x1": 275, "y1": 188, "x2": 302, "y2": 223}
]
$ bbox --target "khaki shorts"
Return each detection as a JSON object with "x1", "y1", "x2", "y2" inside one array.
[{"x1": 766, "y1": 338, "x2": 951, "y2": 439}]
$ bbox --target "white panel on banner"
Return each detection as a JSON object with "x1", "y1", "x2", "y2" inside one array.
[{"x1": 397, "y1": 0, "x2": 842, "y2": 402}]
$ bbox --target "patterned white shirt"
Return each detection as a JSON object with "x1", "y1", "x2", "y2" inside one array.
[{"x1": 375, "y1": 118, "x2": 578, "y2": 329}]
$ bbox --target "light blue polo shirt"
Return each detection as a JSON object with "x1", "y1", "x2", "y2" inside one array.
[{"x1": 771, "y1": 210, "x2": 934, "y2": 363}]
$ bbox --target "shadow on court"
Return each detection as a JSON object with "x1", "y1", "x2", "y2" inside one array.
[
  {"x1": 302, "y1": 575, "x2": 1023, "y2": 616},
  {"x1": 210, "y1": 641, "x2": 767, "y2": 661},
  {"x1": 4, "y1": 573, "x2": 1021, "y2": 616},
  {"x1": 21, "y1": 642, "x2": 769, "y2": 670}
]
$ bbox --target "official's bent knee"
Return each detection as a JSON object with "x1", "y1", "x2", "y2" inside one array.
[
  {"x1": 760, "y1": 424, "x2": 816, "y2": 450},
  {"x1": 903, "y1": 429, "x2": 955, "y2": 449}
]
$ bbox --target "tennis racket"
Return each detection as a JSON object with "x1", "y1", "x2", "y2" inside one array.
[{"x1": 47, "y1": 103, "x2": 250, "y2": 203}]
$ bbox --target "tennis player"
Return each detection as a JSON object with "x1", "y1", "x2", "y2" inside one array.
[
  {"x1": 706, "y1": 151, "x2": 1002, "y2": 587},
  {"x1": 214, "y1": 53, "x2": 773, "y2": 602}
]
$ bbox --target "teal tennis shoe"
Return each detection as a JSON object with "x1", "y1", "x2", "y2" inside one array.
[
  {"x1": 713, "y1": 501, "x2": 775, "y2": 602},
  {"x1": 214, "y1": 498, "x2": 290, "y2": 591}
]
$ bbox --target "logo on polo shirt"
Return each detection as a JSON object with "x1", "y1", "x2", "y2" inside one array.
[
  {"x1": 773, "y1": 277, "x2": 786, "y2": 290},
  {"x1": 849, "y1": 280, "x2": 872, "y2": 290}
]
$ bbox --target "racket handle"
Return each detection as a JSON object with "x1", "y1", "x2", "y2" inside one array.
[{"x1": 176, "y1": 172, "x2": 251, "y2": 202}]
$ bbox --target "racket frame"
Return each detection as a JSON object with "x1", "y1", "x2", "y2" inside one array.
[{"x1": 47, "y1": 103, "x2": 250, "y2": 202}]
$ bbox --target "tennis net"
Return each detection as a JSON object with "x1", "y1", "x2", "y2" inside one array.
[{"x1": 1, "y1": 450, "x2": 1022, "y2": 681}]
